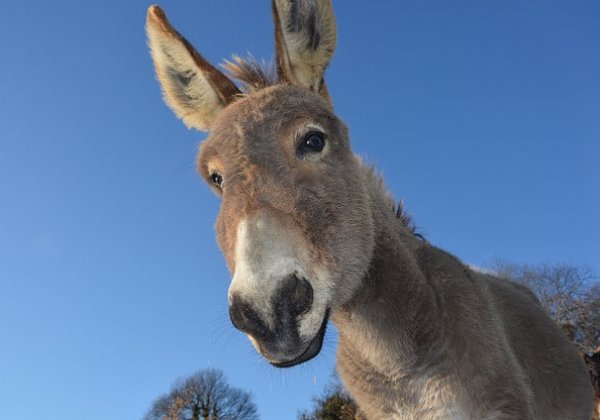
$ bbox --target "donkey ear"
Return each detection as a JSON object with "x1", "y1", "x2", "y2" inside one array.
[
  {"x1": 146, "y1": 5, "x2": 241, "y2": 131},
  {"x1": 272, "y1": 0, "x2": 336, "y2": 97}
]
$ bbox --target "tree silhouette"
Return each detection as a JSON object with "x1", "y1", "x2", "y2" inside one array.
[
  {"x1": 144, "y1": 369, "x2": 259, "y2": 420},
  {"x1": 492, "y1": 261, "x2": 599, "y2": 352}
]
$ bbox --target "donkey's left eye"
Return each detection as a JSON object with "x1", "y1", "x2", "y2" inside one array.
[
  {"x1": 298, "y1": 131, "x2": 325, "y2": 156},
  {"x1": 210, "y1": 173, "x2": 223, "y2": 188}
]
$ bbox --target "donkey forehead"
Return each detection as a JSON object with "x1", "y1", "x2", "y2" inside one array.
[{"x1": 201, "y1": 85, "x2": 335, "y2": 158}]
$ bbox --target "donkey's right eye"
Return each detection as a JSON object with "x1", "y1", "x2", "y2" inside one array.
[
  {"x1": 210, "y1": 173, "x2": 223, "y2": 188},
  {"x1": 297, "y1": 131, "x2": 326, "y2": 157}
]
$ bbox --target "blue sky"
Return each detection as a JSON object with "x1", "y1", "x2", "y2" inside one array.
[{"x1": 1, "y1": 1, "x2": 598, "y2": 419}]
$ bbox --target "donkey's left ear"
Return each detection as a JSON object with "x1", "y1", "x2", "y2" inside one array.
[
  {"x1": 273, "y1": 0, "x2": 337, "y2": 99},
  {"x1": 146, "y1": 5, "x2": 240, "y2": 131}
]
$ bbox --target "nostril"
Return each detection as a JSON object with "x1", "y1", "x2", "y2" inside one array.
[
  {"x1": 229, "y1": 295, "x2": 269, "y2": 339},
  {"x1": 289, "y1": 275, "x2": 314, "y2": 316}
]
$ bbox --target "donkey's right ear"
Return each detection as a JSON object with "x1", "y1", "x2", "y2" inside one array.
[
  {"x1": 272, "y1": 0, "x2": 337, "y2": 98},
  {"x1": 146, "y1": 6, "x2": 240, "y2": 131}
]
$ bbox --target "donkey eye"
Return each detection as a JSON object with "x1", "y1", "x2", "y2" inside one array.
[
  {"x1": 210, "y1": 173, "x2": 223, "y2": 188},
  {"x1": 298, "y1": 131, "x2": 325, "y2": 156}
]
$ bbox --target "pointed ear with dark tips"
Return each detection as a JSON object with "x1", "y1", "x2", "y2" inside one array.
[
  {"x1": 272, "y1": 0, "x2": 336, "y2": 99},
  {"x1": 146, "y1": 5, "x2": 241, "y2": 131}
]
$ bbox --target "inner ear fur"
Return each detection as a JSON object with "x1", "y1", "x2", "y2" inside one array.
[
  {"x1": 146, "y1": 5, "x2": 240, "y2": 131},
  {"x1": 272, "y1": 0, "x2": 337, "y2": 97}
]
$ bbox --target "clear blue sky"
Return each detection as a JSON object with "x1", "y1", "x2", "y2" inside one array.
[{"x1": 1, "y1": 1, "x2": 599, "y2": 419}]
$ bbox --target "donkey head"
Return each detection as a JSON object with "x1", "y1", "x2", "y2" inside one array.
[{"x1": 146, "y1": 1, "x2": 376, "y2": 367}]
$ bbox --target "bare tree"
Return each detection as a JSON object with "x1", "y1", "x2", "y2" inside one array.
[
  {"x1": 492, "y1": 261, "x2": 600, "y2": 352},
  {"x1": 144, "y1": 369, "x2": 259, "y2": 420}
]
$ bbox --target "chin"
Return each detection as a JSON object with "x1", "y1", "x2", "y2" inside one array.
[{"x1": 268, "y1": 309, "x2": 329, "y2": 368}]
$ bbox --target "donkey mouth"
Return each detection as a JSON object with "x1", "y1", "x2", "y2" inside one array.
[{"x1": 271, "y1": 309, "x2": 330, "y2": 368}]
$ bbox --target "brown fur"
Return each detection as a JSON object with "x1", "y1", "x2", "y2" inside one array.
[{"x1": 146, "y1": 2, "x2": 594, "y2": 418}]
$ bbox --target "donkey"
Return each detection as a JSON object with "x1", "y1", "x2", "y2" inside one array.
[{"x1": 146, "y1": 2, "x2": 594, "y2": 418}]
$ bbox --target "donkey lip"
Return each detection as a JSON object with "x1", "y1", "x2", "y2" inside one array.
[{"x1": 271, "y1": 309, "x2": 330, "y2": 368}]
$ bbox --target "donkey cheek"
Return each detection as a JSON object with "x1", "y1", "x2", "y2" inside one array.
[{"x1": 215, "y1": 217, "x2": 236, "y2": 273}]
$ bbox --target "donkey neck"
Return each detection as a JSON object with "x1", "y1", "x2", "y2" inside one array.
[{"x1": 332, "y1": 183, "x2": 448, "y2": 378}]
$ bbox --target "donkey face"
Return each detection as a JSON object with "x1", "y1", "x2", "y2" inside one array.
[
  {"x1": 147, "y1": 1, "x2": 375, "y2": 367},
  {"x1": 200, "y1": 86, "x2": 375, "y2": 365}
]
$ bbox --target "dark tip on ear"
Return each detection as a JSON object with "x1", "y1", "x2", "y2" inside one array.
[
  {"x1": 147, "y1": 5, "x2": 165, "y2": 25},
  {"x1": 146, "y1": 4, "x2": 177, "y2": 37},
  {"x1": 147, "y1": 4, "x2": 161, "y2": 16}
]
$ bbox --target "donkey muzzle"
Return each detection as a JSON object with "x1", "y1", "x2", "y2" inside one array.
[{"x1": 229, "y1": 274, "x2": 326, "y2": 367}]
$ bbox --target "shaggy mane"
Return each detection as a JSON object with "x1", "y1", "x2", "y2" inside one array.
[
  {"x1": 364, "y1": 166, "x2": 421, "y2": 238},
  {"x1": 222, "y1": 55, "x2": 278, "y2": 93},
  {"x1": 393, "y1": 200, "x2": 420, "y2": 238}
]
